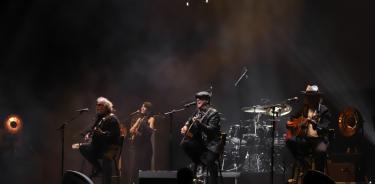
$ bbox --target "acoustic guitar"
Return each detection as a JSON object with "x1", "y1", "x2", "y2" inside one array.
[{"x1": 286, "y1": 115, "x2": 320, "y2": 139}]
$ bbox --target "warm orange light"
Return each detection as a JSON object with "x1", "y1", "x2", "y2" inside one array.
[
  {"x1": 338, "y1": 107, "x2": 360, "y2": 138},
  {"x1": 4, "y1": 114, "x2": 23, "y2": 134}
]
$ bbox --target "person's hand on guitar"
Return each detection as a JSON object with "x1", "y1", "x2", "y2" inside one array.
[
  {"x1": 286, "y1": 110, "x2": 321, "y2": 138},
  {"x1": 181, "y1": 111, "x2": 206, "y2": 135},
  {"x1": 181, "y1": 125, "x2": 188, "y2": 134},
  {"x1": 129, "y1": 126, "x2": 140, "y2": 136},
  {"x1": 83, "y1": 132, "x2": 91, "y2": 141},
  {"x1": 181, "y1": 113, "x2": 200, "y2": 135}
]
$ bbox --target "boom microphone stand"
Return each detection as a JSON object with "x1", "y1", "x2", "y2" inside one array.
[
  {"x1": 269, "y1": 105, "x2": 279, "y2": 184},
  {"x1": 163, "y1": 107, "x2": 189, "y2": 168},
  {"x1": 56, "y1": 110, "x2": 88, "y2": 183}
]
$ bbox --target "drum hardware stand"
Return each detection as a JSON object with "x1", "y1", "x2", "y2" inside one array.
[
  {"x1": 56, "y1": 110, "x2": 88, "y2": 183},
  {"x1": 268, "y1": 105, "x2": 280, "y2": 184},
  {"x1": 253, "y1": 113, "x2": 262, "y2": 136},
  {"x1": 250, "y1": 113, "x2": 261, "y2": 172},
  {"x1": 236, "y1": 120, "x2": 245, "y2": 172}
]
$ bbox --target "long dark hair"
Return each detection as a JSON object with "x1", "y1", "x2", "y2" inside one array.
[
  {"x1": 142, "y1": 101, "x2": 153, "y2": 116},
  {"x1": 302, "y1": 95, "x2": 322, "y2": 117}
]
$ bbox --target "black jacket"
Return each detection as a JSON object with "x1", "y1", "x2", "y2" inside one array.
[
  {"x1": 92, "y1": 113, "x2": 121, "y2": 151},
  {"x1": 186, "y1": 107, "x2": 222, "y2": 153}
]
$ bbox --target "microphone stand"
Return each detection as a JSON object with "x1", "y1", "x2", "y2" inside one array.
[
  {"x1": 163, "y1": 107, "x2": 189, "y2": 169},
  {"x1": 56, "y1": 111, "x2": 87, "y2": 183},
  {"x1": 267, "y1": 104, "x2": 281, "y2": 184},
  {"x1": 233, "y1": 67, "x2": 248, "y2": 172}
]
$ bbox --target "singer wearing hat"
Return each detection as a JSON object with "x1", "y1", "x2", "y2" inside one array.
[
  {"x1": 180, "y1": 91, "x2": 222, "y2": 184},
  {"x1": 285, "y1": 85, "x2": 332, "y2": 172}
]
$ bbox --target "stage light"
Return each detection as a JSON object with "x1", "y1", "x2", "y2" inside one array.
[
  {"x1": 4, "y1": 114, "x2": 23, "y2": 135},
  {"x1": 338, "y1": 107, "x2": 362, "y2": 138}
]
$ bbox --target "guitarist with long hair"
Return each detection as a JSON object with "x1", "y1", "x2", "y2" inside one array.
[
  {"x1": 180, "y1": 91, "x2": 222, "y2": 184},
  {"x1": 286, "y1": 85, "x2": 331, "y2": 172},
  {"x1": 79, "y1": 97, "x2": 120, "y2": 183}
]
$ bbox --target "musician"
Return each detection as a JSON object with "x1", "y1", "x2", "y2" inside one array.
[
  {"x1": 286, "y1": 85, "x2": 331, "y2": 171},
  {"x1": 180, "y1": 91, "x2": 222, "y2": 184},
  {"x1": 79, "y1": 97, "x2": 120, "y2": 183},
  {"x1": 126, "y1": 102, "x2": 155, "y2": 184}
]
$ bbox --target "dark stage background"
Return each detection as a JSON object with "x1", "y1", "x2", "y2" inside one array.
[{"x1": 1, "y1": 0, "x2": 375, "y2": 183}]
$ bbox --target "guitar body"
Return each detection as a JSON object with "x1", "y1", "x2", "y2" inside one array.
[
  {"x1": 180, "y1": 111, "x2": 207, "y2": 145},
  {"x1": 286, "y1": 116, "x2": 314, "y2": 139},
  {"x1": 72, "y1": 132, "x2": 93, "y2": 149},
  {"x1": 72, "y1": 121, "x2": 108, "y2": 149}
]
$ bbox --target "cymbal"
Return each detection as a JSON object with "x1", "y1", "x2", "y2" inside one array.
[
  {"x1": 241, "y1": 104, "x2": 292, "y2": 117},
  {"x1": 241, "y1": 105, "x2": 267, "y2": 113},
  {"x1": 263, "y1": 104, "x2": 292, "y2": 117}
]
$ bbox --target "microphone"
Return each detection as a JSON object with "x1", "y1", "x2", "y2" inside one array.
[
  {"x1": 209, "y1": 86, "x2": 213, "y2": 96},
  {"x1": 183, "y1": 101, "x2": 197, "y2": 108},
  {"x1": 76, "y1": 108, "x2": 89, "y2": 113},
  {"x1": 286, "y1": 97, "x2": 298, "y2": 101},
  {"x1": 234, "y1": 67, "x2": 248, "y2": 87},
  {"x1": 129, "y1": 110, "x2": 140, "y2": 116}
]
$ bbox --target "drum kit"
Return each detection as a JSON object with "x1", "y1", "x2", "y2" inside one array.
[{"x1": 222, "y1": 103, "x2": 292, "y2": 173}]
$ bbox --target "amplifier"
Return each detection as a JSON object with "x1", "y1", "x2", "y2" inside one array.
[
  {"x1": 327, "y1": 162, "x2": 356, "y2": 182},
  {"x1": 139, "y1": 170, "x2": 240, "y2": 184}
]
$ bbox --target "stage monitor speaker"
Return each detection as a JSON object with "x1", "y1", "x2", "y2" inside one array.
[
  {"x1": 63, "y1": 170, "x2": 94, "y2": 184},
  {"x1": 327, "y1": 162, "x2": 356, "y2": 182},
  {"x1": 139, "y1": 170, "x2": 240, "y2": 184},
  {"x1": 303, "y1": 170, "x2": 335, "y2": 184},
  {"x1": 139, "y1": 170, "x2": 177, "y2": 184}
]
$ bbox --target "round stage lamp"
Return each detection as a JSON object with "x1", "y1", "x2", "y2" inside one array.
[{"x1": 4, "y1": 114, "x2": 23, "y2": 135}]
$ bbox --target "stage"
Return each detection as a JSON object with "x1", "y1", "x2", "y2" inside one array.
[{"x1": 1, "y1": 0, "x2": 375, "y2": 183}]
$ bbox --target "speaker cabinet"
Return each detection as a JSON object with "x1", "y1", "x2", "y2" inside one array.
[
  {"x1": 303, "y1": 170, "x2": 335, "y2": 184},
  {"x1": 138, "y1": 170, "x2": 240, "y2": 184},
  {"x1": 139, "y1": 171, "x2": 177, "y2": 184},
  {"x1": 327, "y1": 162, "x2": 356, "y2": 182}
]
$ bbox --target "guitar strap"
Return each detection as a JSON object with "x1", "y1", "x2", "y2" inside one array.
[{"x1": 96, "y1": 113, "x2": 114, "y2": 129}]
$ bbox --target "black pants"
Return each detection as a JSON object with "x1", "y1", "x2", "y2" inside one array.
[
  {"x1": 79, "y1": 144, "x2": 112, "y2": 184},
  {"x1": 286, "y1": 136, "x2": 327, "y2": 172},
  {"x1": 182, "y1": 140, "x2": 219, "y2": 184}
]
